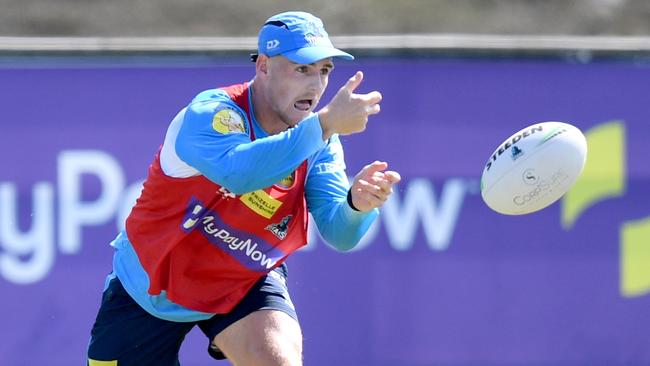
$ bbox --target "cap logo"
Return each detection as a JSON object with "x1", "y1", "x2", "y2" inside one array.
[
  {"x1": 304, "y1": 21, "x2": 327, "y2": 46},
  {"x1": 266, "y1": 39, "x2": 280, "y2": 50},
  {"x1": 306, "y1": 34, "x2": 326, "y2": 46}
]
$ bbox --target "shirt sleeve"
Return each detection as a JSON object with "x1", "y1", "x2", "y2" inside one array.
[
  {"x1": 175, "y1": 90, "x2": 327, "y2": 195},
  {"x1": 305, "y1": 135, "x2": 379, "y2": 251}
]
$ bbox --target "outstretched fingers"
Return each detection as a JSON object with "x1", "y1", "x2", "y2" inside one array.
[
  {"x1": 318, "y1": 71, "x2": 383, "y2": 138},
  {"x1": 349, "y1": 162, "x2": 402, "y2": 211},
  {"x1": 343, "y1": 71, "x2": 364, "y2": 93},
  {"x1": 363, "y1": 160, "x2": 389, "y2": 175},
  {"x1": 361, "y1": 91, "x2": 382, "y2": 115}
]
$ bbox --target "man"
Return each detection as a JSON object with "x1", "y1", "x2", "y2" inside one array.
[{"x1": 87, "y1": 11, "x2": 400, "y2": 366}]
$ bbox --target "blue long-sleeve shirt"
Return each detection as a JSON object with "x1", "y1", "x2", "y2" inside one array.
[{"x1": 112, "y1": 84, "x2": 378, "y2": 321}]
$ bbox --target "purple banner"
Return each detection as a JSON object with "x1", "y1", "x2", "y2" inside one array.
[{"x1": 1, "y1": 55, "x2": 649, "y2": 365}]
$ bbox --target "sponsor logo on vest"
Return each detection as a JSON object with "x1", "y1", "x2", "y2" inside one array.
[
  {"x1": 240, "y1": 190, "x2": 283, "y2": 219},
  {"x1": 218, "y1": 186, "x2": 236, "y2": 199},
  {"x1": 276, "y1": 172, "x2": 295, "y2": 188},
  {"x1": 266, "y1": 215, "x2": 292, "y2": 240},
  {"x1": 181, "y1": 198, "x2": 286, "y2": 272}
]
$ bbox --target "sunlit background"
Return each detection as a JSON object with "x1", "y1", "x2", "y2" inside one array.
[{"x1": 1, "y1": 1, "x2": 649, "y2": 365}]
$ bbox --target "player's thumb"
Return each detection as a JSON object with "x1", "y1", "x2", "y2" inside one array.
[{"x1": 343, "y1": 71, "x2": 364, "y2": 93}]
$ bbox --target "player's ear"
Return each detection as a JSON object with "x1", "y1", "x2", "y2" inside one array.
[{"x1": 256, "y1": 54, "x2": 269, "y2": 75}]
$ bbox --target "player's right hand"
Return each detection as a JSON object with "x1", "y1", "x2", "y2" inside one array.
[{"x1": 318, "y1": 71, "x2": 382, "y2": 140}]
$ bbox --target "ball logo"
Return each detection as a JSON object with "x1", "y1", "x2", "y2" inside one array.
[
  {"x1": 511, "y1": 145, "x2": 524, "y2": 161},
  {"x1": 512, "y1": 169, "x2": 569, "y2": 207},
  {"x1": 484, "y1": 125, "x2": 543, "y2": 171},
  {"x1": 522, "y1": 169, "x2": 539, "y2": 185}
]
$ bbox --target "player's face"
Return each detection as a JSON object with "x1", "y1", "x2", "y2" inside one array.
[{"x1": 265, "y1": 56, "x2": 333, "y2": 126}]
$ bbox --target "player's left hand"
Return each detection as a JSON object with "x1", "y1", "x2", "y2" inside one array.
[{"x1": 349, "y1": 161, "x2": 401, "y2": 212}]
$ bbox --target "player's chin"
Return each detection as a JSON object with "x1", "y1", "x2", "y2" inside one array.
[{"x1": 288, "y1": 108, "x2": 312, "y2": 124}]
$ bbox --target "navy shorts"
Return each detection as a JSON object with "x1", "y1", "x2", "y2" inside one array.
[{"x1": 87, "y1": 264, "x2": 297, "y2": 365}]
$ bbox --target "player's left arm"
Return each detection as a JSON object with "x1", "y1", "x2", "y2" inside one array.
[{"x1": 306, "y1": 136, "x2": 400, "y2": 251}]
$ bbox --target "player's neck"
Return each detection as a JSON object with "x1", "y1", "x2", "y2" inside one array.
[{"x1": 250, "y1": 79, "x2": 290, "y2": 136}]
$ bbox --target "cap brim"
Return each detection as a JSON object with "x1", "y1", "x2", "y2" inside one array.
[{"x1": 282, "y1": 47, "x2": 354, "y2": 64}]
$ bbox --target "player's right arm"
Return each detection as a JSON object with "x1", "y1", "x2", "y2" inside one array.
[
  {"x1": 173, "y1": 89, "x2": 326, "y2": 194},
  {"x1": 173, "y1": 72, "x2": 381, "y2": 195}
]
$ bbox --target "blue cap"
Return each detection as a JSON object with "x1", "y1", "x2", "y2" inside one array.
[{"x1": 257, "y1": 11, "x2": 354, "y2": 64}]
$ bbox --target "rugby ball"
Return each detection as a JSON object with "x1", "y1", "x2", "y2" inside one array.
[{"x1": 480, "y1": 121, "x2": 587, "y2": 215}]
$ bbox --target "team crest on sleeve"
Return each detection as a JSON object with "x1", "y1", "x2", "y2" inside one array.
[{"x1": 212, "y1": 108, "x2": 247, "y2": 135}]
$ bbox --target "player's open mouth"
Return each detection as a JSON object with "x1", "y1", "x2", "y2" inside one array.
[{"x1": 294, "y1": 99, "x2": 313, "y2": 111}]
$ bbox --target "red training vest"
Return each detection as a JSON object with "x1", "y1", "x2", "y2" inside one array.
[{"x1": 125, "y1": 83, "x2": 308, "y2": 313}]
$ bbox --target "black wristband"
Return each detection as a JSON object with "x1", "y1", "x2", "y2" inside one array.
[{"x1": 347, "y1": 189, "x2": 361, "y2": 211}]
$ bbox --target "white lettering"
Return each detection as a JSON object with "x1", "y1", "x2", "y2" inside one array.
[
  {"x1": 259, "y1": 255, "x2": 276, "y2": 269},
  {"x1": 216, "y1": 229, "x2": 229, "y2": 240},
  {"x1": 250, "y1": 251, "x2": 262, "y2": 261},
  {"x1": 382, "y1": 178, "x2": 470, "y2": 251},
  {"x1": 0, "y1": 182, "x2": 55, "y2": 284},
  {"x1": 204, "y1": 223, "x2": 217, "y2": 234},
  {"x1": 0, "y1": 145, "x2": 478, "y2": 285},
  {"x1": 228, "y1": 237, "x2": 243, "y2": 250},
  {"x1": 58, "y1": 150, "x2": 125, "y2": 254},
  {"x1": 243, "y1": 241, "x2": 257, "y2": 256}
]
